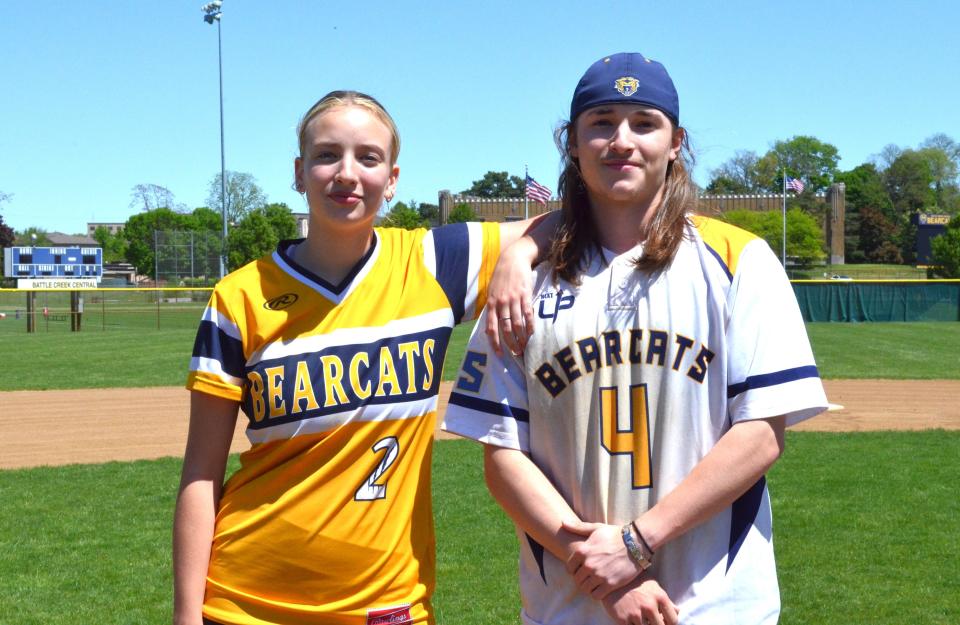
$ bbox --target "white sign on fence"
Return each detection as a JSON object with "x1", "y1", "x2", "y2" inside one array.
[{"x1": 17, "y1": 278, "x2": 99, "y2": 289}]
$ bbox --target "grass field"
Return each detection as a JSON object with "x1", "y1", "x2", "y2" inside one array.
[
  {"x1": 1, "y1": 320, "x2": 957, "y2": 391},
  {"x1": 2, "y1": 299, "x2": 958, "y2": 623},
  {"x1": 789, "y1": 263, "x2": 929, "y2": 280},
  {"x1": 1, "y1": 434, "x2": 957, "y2": 624}
]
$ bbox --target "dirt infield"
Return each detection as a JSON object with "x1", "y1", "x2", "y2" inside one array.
[{"x1": 2, "y1": 380, "x2": 958, "y2": 469}]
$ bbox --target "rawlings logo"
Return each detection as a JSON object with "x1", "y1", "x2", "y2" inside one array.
[
  {"x1": 366, "y1": 604, "x2": 412, "y2": 625},
  {"x1": 263, "y1": 293, "x2": 299, "y2": 311}
]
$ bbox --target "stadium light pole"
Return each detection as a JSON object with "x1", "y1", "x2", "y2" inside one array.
[{"x1": 202, "y1": 1, "x2": 227, "y2": 279}]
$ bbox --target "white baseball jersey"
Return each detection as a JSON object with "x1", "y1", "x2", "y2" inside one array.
[{"x1": 443, "y1": 216, "x2": 827, "y2": 625}]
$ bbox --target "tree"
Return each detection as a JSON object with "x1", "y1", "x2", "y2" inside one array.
[
  {"x1": 416, "y1": 201, "x2": 440, "y2": 227},
  {"x1": 884, "y1": 150, "x2": 935, "y2": 214},
  {"x1": 262, "y1": 203, "x2": 299, "y2": 240},
  {"x1": 916, "y1": 145, "x2": 959, "y2": 212},
  {"x1": 706, "y1": 150, "x2": 762, "y2": 194},
  {"x1": 447, "y1": 203, "x2": 479, "y2": 223},
  {"x1": 129, "y1": 183, "x2": 183, "y2": 212},
  {"x1": 755, "y1": 136, "x2": 841, "y2": 194},
  {"x1": 721, "y1": 208, "x2": 825, "y2": 266},
  {"x1": 0, "y1": 214, "x2": 14, "y2": 249},
  {"x1": 92, "y1": 226, "x2": 128, "y2": 263},
  {"x1": 206, "y1": 171, "x2": 267, "y2": 223},
  {"x1": 921, "y1": 133, "x2": 960, "y2": 164},
  {"x1": 381, "y1": 201, "x2": 426, "y2": 229},
  {"x1": 884, "y1": 149, "x2": 936, "y2": 263},
  {"x1": 835, "y1": 163, "x2": 894, "y2": 263},
  {"x1": 858, "y1": 205, "x2": 902, "y2": 264},
  {"x1": 191, "y1": 206, "x2": 223, "y2": 232},
  {"x1": 15, "y1": 227, "x2": 52, "y2": 247},
  {"x1": 227, "y1": 204, "x2": 297, "y2": 269},
  {"x1": 461, "y1": 171, "x2": 524, "y2": 198},
  {"x1": 929, "y1": 216, "x2": 960, "y2": 278},
  {"x1": 123, "y1": 208, "x2": 195, "y2": 277}
]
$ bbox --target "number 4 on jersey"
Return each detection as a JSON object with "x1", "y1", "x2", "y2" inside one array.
[
  {"x1": 599, "y1": 384, "x2": 652, "y2": 489},
  {"x1": 355, "y1": 436, "x2": 400, "y2": 501}
]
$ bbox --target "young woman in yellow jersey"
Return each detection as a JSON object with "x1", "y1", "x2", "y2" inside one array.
[{"x1": 174, "y1": 90, "x2": 544, "y2": 625}]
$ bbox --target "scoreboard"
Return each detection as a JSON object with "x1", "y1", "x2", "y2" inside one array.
[{"x1": 3, "y1": 246, "x2": 103, "y2": 281}]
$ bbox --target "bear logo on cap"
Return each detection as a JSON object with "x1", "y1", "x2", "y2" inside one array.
[{"x1": 614, "y1": 76, "x2": 639, "y2": 97}]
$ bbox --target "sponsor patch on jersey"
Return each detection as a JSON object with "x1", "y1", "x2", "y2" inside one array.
[
  {"x1": 615, "y1": 76, "x2": 639, "y2": 96},
  {"x1": 366, "y1": 604, "x2": 412, "y2": 625},
  {"x1": 537, "y1": 288, "x2": 575, "y2": 323},
  {"x1": 263, "y1": 293, "x2": 299, "y2": 310}
]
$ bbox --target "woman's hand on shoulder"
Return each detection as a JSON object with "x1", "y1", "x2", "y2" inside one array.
[{"x1": 485, "y1": 240, "x2": 536, "y2": 356}]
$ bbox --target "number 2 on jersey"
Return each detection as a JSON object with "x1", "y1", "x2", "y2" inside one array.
[
  {"x1": 600, "y1": 384, "x2": 652, "y2": 489},
  {"x1": 355, "y1": 436, "x2": 400, "y2": 501}
]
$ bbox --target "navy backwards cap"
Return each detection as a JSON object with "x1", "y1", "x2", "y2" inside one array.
[{"x1": 570, "y1": 52, "x2": 679, "y2": 125}]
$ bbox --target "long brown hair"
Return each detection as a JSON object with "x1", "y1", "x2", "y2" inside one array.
[{"x1": 547, "y1": 118, "x2": 698, "y2": 284}]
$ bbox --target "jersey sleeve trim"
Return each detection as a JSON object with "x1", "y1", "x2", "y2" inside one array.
[
  {"x1": 426, "y1": 224, "x2": 469, "y2": 323},
  {"x1": 192, "y1": 319, "x2": 246, "y2": 379},
  {"x1": 474, "y1": 222, "x2": 500, "y2": 319},
  {"x1": 447, "y1": 391, "x2": 530, "y2": 422},
  {"x1": 727, "y1": 365, "x2": 820, "y2": 399},
  {"x1": 186, "y1": 371, "x2": 244, "y2": 402},
  {"x1": 692, "y1": 215, "x2": 758, "y2": 282}
]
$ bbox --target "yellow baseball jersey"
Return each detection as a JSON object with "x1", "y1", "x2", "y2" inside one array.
[{"x1": 186, "y1": 224, "x2": 500, "y2": 625}]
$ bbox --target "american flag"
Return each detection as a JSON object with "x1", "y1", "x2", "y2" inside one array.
[
  {"x1": 786, "y1": 177, "x2": 805, "y2": 193},
  {"x1": 525, "y1": 175, "x2": 553, "y2": 206}
]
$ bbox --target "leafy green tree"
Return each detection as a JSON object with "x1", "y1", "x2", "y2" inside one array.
[
  {"x1": 835, "y1": 163, "x2": 895, "y2": 263},
  {"x1": 447, "y1": 203, "x2": 479, "y2": 223},
  {"x1": 885, "y1": 150, "x2": 935, "y2": 214},
  {"x1": 381, "y1": 201, "x2": 426, "y2": 229},
  {"x1": 227, "y1": 204, "x2": 298, "y2": 269},
  {"x1": 92, "y1": 226, "x2": 128, "y2": 263},
  {"x1": 191, "y1": 206, "x2": 223, "y2": 231},
  {"x1": 929, "y1": 216, "x2": 960, "y2": 277},
  {"x1": 262, "y1": 203, "x2": 299, "y2": 240},
  {"x1": 0, "y1": 213, "x2": 14, "y2": 249},
  {"x1": 721, "y1": 208, "x2": 825, "y2": 266},
  {"x1": 206, "y1": 171, "x2": 267, "y2": 223},
  {"x1": 461, "y1": 171, "x2": 524, "y2": 198},
  {"x1": 754, "y1": 136, "x2": 841, "y2": 193},
  {"x1": 916, "y1": 145, "x2": 959, "y2": 212},
  {"x1": 416, "y1": 202, "x2": 440, "y2": 227},
  {"x1": 123, "y1": 208, "x2": 195, "y2": 277},
  {"x1": 15, "y1": 227, "x2": 52, "y2": 247},
  {"x1": 858, "y1": 205, "x2": 902, "y2": 264}
]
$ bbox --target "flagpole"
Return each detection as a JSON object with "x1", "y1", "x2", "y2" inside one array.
[
  {"x1": 524, "y1": 164, "x2": 529, "y2": 220},
  {"x1": 781, "y1": 168, "x2": 787, "y2": 268}
]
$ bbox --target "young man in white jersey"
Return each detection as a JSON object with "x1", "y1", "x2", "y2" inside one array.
[{"x1": 444, "y1": 53, "x2": 828, "y2": 625}]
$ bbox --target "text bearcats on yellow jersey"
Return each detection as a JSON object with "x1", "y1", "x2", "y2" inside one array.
[
  {"x1": 187, "y1": 223, "x2": 499, "y2": 444},
  {"x1": 184, "y1": 223, "x2": 501, "y2": 625}
]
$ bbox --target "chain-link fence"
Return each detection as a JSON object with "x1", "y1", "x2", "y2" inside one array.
[
  {"x1": 0, "y1": 288, "x2": 212, "y2": 334},
  {"x1": 154, "y1": 230, "x2": 222, "y2": 286}
]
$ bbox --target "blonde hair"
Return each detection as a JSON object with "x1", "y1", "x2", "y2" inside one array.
[
  {"x1": 296, "y1": 90, "x2": 401, "y2": 164},
  {"x1": 547, "y1": 118, "x2": 698, "y2": 284}
]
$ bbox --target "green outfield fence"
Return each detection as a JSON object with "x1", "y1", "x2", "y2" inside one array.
[
  {"x1": 1, "y1": 281, "x2": 959, "y2": 333},
  {"x1": 0, "y1": 288, "x2": 211, "y2": 333},
  {"x1": 792, "y1": 280, "x2": 960, "y2": 322}
]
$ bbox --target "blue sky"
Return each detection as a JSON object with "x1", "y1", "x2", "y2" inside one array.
[{"x1": 1, "y1": 1, "x2": 958, "y2": 234}]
